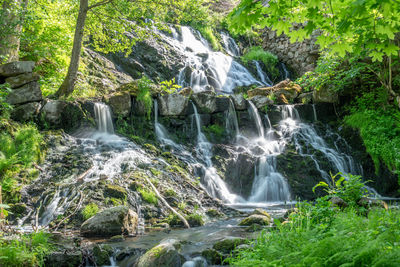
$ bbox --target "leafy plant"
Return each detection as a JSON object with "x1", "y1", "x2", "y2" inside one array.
[
  {"x1": 313, "y1": 172, "x2": 369, "y2": 206},
  {"x1": 138, "y1": 188, "x2": 158, "y2": 205},
  {"x1": 137, "y1": 75, "x2": 154, "y2": 120},
  {"x1": 0, "y1": 83, "x2": 12, "y2": 119},
  {"x1": 160, "y1": 78, "x2": 181, "y2": 95},
  {"x1": 196, "y1": 25, "x2": 222, "y2": 51},
  {"x1": 81, "y1": 203, "x2": 99, "y2": 221}
]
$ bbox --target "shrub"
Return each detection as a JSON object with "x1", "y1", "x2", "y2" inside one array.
[
  {"x1": 0, "y1": 232, "x2": 53, "y2": 267},
  {"x1": 137, "y1": 75, "x2": 153, "y2": 120},
  {"x1": 81, "y1": 203, "x2": 99, "y2": 221},
  {"x1": 241, "y1": 46, "x2": 279, "y2": 78}
]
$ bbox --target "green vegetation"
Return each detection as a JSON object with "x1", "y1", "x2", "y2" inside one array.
[
  {"x1": 241, "y1": 46, "x2": 279, "y2": 79},
  {"x1": 137, "y1": 75, "x2": 154, "y2": 120},
  {"x1": 0, "y1": 232, "x2": 53, "y2": 267},
  {"x1": 197, "y1": 25, "x2": 222, "y2": 51},
  {"x1": 81, "y1": 203, "x2": 99, "y2": 221},
  {"x1": 229, "y1": 173, "x2": 400, "y2": 266},
  {"x1": 0, "y1": 123, "x2": 44, "y2": 203},
  {"x1": 138, "y1": 188, "x2": 158, "y2": 205},
  {"x1": 345, "y1": 91, "x2": 400, "y2": 180},
  {"x1": 203, "y1": 124, "x2": 225, "y2": 142},
  {"x1": 160, "y1": 78, "x2": 182, "y2": 95}
]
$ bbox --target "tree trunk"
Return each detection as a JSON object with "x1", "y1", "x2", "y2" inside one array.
[
  {"x1": 0, "y1": 0, "x2": 27, "y2": 63},
  {"x1": 55, "y1": 0, "x2": 89, "y2": 98}
]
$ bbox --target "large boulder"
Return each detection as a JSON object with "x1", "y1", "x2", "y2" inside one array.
[
  {"x1": 136, "y1": 239, "x2": 185, "y2": 267},
  {"x1": 11, "y1": 102, "x2": 41, "y2": 122},
  {"x1": 5, "y1": 72, "x2": 40, "y2": 89},
  {"x1": 158, "y1": 94, "x2": 189, "y2": 116},
  {"x1": 41, "y1": 100, "x2": 66, "y2": 126},
  {"x1": 6, "y1": 81, "x2": 42, "y2": 105},
  {"x1": 248, "y1": 79, "x2": 302, "y2": 104},
  {"x1": 104, "y1": 92, "x2": 131, "y2": 117},
  {"x1": 0, "y1": 61, "x2": 35, "y2": 77},
  {"x1": 249, "y1": 95, "x2": 273, "y2": 110},
  {"x1": 80, "y1": 206, "x2": 138, "y2": 237},
  {"x1": 231, "y1": 94, "x2": 247, "y2": 110},
  {"x1": 191, "y1": 91, "x2": 217, "y2": 113},
  {"x1": 212, "y1": 237, "x2": 248, "y2": 254}
]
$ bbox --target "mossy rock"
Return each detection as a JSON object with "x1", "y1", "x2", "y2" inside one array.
[
  {"x1": 201, "y1": 249, "x2": 223, "y2": 265},
  {"x1": 137, "y1": 239, "x2": 185, "y2": 267},
  {"x1": 185, "y1": 214, "x2": 204, "y2": 227},
  {"x1": 206, "y1": 209, "x2": 223, "y2": 218},
  {"x1": 239, "y1": 214, "x2": 271, "y2": 226},
  {"x1": 212, "y1": 237, "x2": 248, "y2": 254},
  {"x1": 251, "y1": 208, "x2": 271, "y2": 220},
  {"x1": 10, "y1": 203, "x2": 27, "y2": 217},
  {"x1": 93, "y1": 244, "x2": 113, "y2": 266},
  {"x1": 104, "y1": 184, "x2": 127, "y2": 200}
]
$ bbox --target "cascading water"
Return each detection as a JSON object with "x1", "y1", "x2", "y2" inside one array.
[
  {"x1": 225, "y1": 98, "x2": 240, "y2": 139},
  {"x1": 253, "y1": 60, "x2": 273, "y2": 87},
  {"x1": 162, "y1": 26, "x2": 264, "y2": 93},
  {"x1": 221, "y1": 31, "x2": 240, "y2": 57},
  {"x1": 192, "y1": 103, "x2": 243, "y2": 203},
  {"x1": 248, "y1": 101, "x2": 265, "y2": 138},
  {"x1": 94, "y1": 103, "x2": 114, "y2": 134}
]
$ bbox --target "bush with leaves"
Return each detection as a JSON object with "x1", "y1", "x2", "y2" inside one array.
[
  {"x1": 160, "y1": 78, "x2": 182, "y2": 95},
  {"x1": 137, "y1": 75, "x2": 154, "y2": 120},
  {"x1": 241, "y1": 46, "x2": 279, "y2": 79}
]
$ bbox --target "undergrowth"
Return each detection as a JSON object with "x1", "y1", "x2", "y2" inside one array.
[
  {"x1": 0, "y1": 232, "x2": 53, "y2": 267},
  {"x1": 241, "y1": 46, "x2": 279, "y2": 79},
  {"x1": 229, "y1": 173, "x2": 400, "y2": 266},
  {"x1": 81, "y1": 203, "x2": 99, "y2": 221}
]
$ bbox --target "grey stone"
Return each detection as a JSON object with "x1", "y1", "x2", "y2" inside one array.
[
  {"x1": 239, "y1": 214, "x2": 271, "y2": 226},
  {"x1": 11, "y1": 102, "x2": 41, "y2": 122},
  {"x1": 41, "y1": 100, "x2": 66, "y2": 125},
  {"x1": 231, "y1": 94, "x2": 247, "y2": 110},
  {"x1": 104, "y1": 92, "x2": 131, "y2": 117},
  {"x1": 137, "y1": 239, "x2": 185, "y2": 267},
  {"x1": 45, "y1": 251, "x2": 82, "y2": 267},
  {"x1": 6, "y1": 81, "x2": 42, "y2": 105},
  {"x1": 313, "y1": 87, "x2": 338, "y2": 103},
  {"x1": 191, "y1": 91, "x2": 217, "y2": 113},
  {"x1": 0, "y1": 61, "x2": 35, "y2": 77},
  {"x1": 249, "y1": 95, "x2": 273, "y2": 110},
  {"x1": 158, "y1": 94, "x2": 189, "y2": 116},
  {"x1": 81, "y1": 206, "x2": 138, "y2": 237},
  {"x1": 5, "y1": 72, "x2": 40, "y2": 89}
]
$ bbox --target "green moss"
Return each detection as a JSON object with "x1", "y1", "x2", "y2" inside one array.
[
  {"x1": 164, "y1": 188, "x2": 177, "y2": 198},
  {"x1": 104, "y1": 184, "x2": 127, "y2": 200},
  {"x1": 138, "y1": 188, "x2": 158, "y2": 205},
  {"x1": 196, "y1": 25, "x2": 222, "y2": 51},
  {"x1": 185, "y1": 213, "x2": 204, "y2": 227},
  {"x1": 81, "y1": 203, "x2": 99, "y2": 221},
  {"x1": 202, "y1": 124, "x2": 225, "y2": 142}
]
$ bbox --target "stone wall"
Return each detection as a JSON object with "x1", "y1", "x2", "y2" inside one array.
[{"x1": 261, "y1": 28, "x2": 320, "y2": 77}]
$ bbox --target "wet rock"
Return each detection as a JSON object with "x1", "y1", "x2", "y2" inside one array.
[
  {"x1": 11, "y1": 102, "x2": 41, "y2": 122},
  {"x1": 251, "y1": 208, "x2": 271, "y2": 220},
  {"x1": 136, "y1": 239, "x2": 185, "y2": 267},
  {"x1": 92, "y1": 244, "x2": 113, "y2": 266},
  {"x1": 215, "y1": 96, "x2": 230, "y2": 112},
  {"x1": 158, "y1": 93, "x2": 189, "y2": 116},
  {"x1": 213, "y1": 237, "x2": 248, "y2": 254},
  {"x1": 358, "y1": 197, "x2": 388, "y2": 210},
  {"x1": 239, "y1": 214, "x2": 271, "y2": 226},
  {"x1": 201, "y1": 249, "x2": 223, "y2": 265},
  {"x1": 182, "y1": 257, "x2": 208, "y2": 267},
  {"x1": 104, "y1": 184, "x2": 127, "y2": 200},
  {"x1": 0, "y1": 61, "x2": 35, "y2": 77},
  {"x1": 298, "y1": 92, "x2": 313, "y2": 104},
  {"x1": 179, "y1": 87, "x2": 193, "y2": 97},
  {"x1": 329, "y1": 196, "x2": 348, "y2": 208},
  {"x1": 191, "y1": 91, "x2": 217, "y2": 113},
  {"x1": 81, "y1": 206, "x2": 138, "y2": 237},
  {"x1": 249, "y1": 95, "x2": 273, "y2": 110},
  {"x1": 104, "y1": 91, "x2": 131, "y2": 117},
  {"x1": 45, "y1": 251, "x2": 82, "y2": 267},
  {"x1": 231, "y1": 94, "x2": 247, "y2": 110},
  {"x1": 206, "y1": 209, "x2": 223, "y2": 218},
  {"x1": 6, "y1": 81, "x2": 42, "y2": 105},
  {"x1": 186, "y1": 214, "x2": 205, "y2": 227},
  {"x1": 313, "y1": 86, "x2": 338, "y2": 103},
  {"x1": 40, "y1": 100, "x2": 87, "y2": 131},
  {"x1": 5, "y1": 72, "x2": 40, "y2": 89}
]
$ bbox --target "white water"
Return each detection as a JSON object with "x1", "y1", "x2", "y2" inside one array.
[
  {"x1": 254, "y1": 60, "x2": 273, "y2": 87},
  {"x1": 192, "y1": 103, "x2": 243, "y2": 203},
  {"x1": 221, "y1": 31, "x2": 240, "y2": 57},
  {"x1": 94, "y1": 103, "x2": 114, "y2": 134},
  {"x1": 248, "y1": 101, "x2": 265, "y2": 138},
  {"x1": 160, "y1": 26, "x2": 263, "y2": 93},
  {"x1": 225, "y1": 98, "x2": 240, "y2": 139}
]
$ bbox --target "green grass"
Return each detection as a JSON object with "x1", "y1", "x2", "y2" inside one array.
[
  {"x1": 81, "y1": 203, "x2": 99, "y2": 221},
  {"x1": 0, "y1": 232, "x2": 53, "y2": 267},
  {"x1": 241, "y1": 46, "x2": 279, "y2": 79},
  {"x1": 196, "y1": 25, "x2": 222, "y2": 51}
]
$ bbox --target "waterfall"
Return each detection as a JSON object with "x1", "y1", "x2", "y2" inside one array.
[
  {"x1": 253, "y1": 60, "x2": 273, "y2": 86},
  {"x1": 94, "y1": 103, "x2": 114, "y2": 134},
  {"x1": 280, "y1": 62, "x2": 290, "y2": 80},
  {"x1": 248, "y1": 101, "x2": 265, "y2": 138},
  {"x1": 225, "y1": 98, "x2": 240, "y2": 139},
  {"x1": 312, "y1": 104, "x2": 318, "y2": 122},
  {"x1": 221, "y1": 31, "x2": 240, "y2": 57},
  {"x1": 168, "y1": 26, "x2": 262, "y2": 93},
  {"x1": 154, "y1": 100, "x2": 181, "y2": 148},
  {"x1": 192, "y1": 103, "x2": 242, "y2": 203}
]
